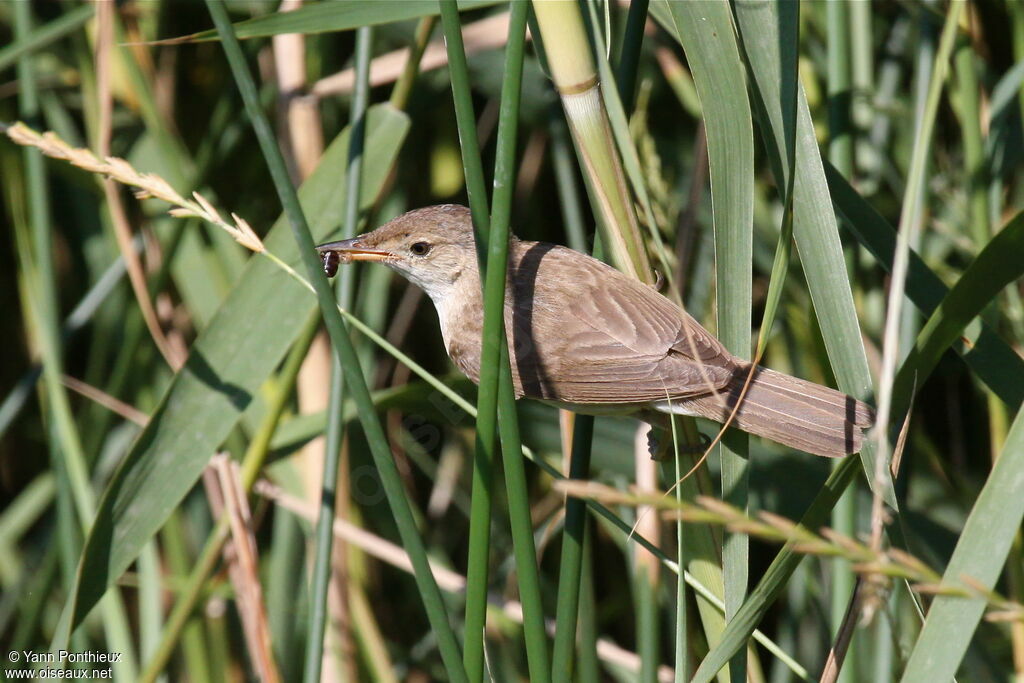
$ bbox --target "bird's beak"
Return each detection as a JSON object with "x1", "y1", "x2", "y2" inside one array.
[{"x1": 315, "y1": 237, "x2": 392, "y2": 263}]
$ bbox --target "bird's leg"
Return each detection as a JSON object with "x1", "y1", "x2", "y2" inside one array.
[
  {"x1": 641, "y1": 412, "x2": 707, "y2": 461},
  {"x1": 647, "y1": 425, "x2": 671, "y2": 461}
]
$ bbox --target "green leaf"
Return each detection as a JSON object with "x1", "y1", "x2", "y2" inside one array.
[
  {"x1": 154, "y1": 0, "x2": 501, "y2": 44},
  {"x1": 69, "y1": 104, "x2": 410, "y2": 629},
  {"x1": 826, "y1": 164, "x2": 1024, "y2": 410},
  {"x1": 653, "y1": 5, "x2": 755, "y2": 680},
  {"x1": 0, "y1": 4, "x2": 94, "y2": 73},
  {"x1": 731, "y1": 4, "x2": 886, "y2": 495},
  {"x1": 892, "y1": 211, "x2": 1024, "y2": 417},
  {"x1": 900, "y1": 403, "x2": 1024, "y2": 679},
  {"x1": 678, "y1": 1, "x2": 881, "y2": 677}
]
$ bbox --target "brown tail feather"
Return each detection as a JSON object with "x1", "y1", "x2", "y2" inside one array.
[{"x1": 687, "y1": 365, "x2": 874, "y2": 458}]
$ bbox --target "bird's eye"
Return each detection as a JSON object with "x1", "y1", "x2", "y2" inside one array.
[{"x1": 410, "y1": 242, "x2": 431, "y2": 256}]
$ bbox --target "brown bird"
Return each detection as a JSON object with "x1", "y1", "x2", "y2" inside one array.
[{"x1": 317, "y1": 205, "x2": 873, "y2": 458}]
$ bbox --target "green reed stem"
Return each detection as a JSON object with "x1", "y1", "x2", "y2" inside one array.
[
  {"x1": 206, "y1": 4, "x2": 466, "y2": 681},
  {"x1": 10, "y1": 543, "x2": 59, "y2": 653},
  {"x1": 441, "y1": 3, "x2": 550, "y2": 678},
  {"x1": 439, "y1": 1, "x2": 491, "y2": 237},
  {"x1": 953, "y1": 29, "x2": 990, "y2": 247},
  {"x1": 390, "y1": 16, "x2": 436, "y2": 111},
  {"x1": 827, "y1": 0, "x2": 854, "y2": 178},
  {"x1": 871, "y1": 0, "x2": 962, "y2": 502},
  {"x1": 159, "y1": 515, "x2": 214, "y2": 683},
  {"x1": 577, "y1": 522, "x2": 601, "y2": 682},
  {"x1": 827, "y1": 3, "x2": 857, "y2": 680},
  {"x1": 12, "y1": 0, "x2": 76, "y2": 596},
  {"x1": 487, "y1": 4, "x2": 552, "y2": 681},
  {"x1": 552, "y1": 417, "x2": 595, "y2": 679},
  {"x1": 670, "y1": 424, "x2": 691, "y2": 681},
  {"x1": 615, "y1": 0, "x2": 649, "y2": 108},
  {"x1": 303, "y1": 24, "x2": 372, "y2": 683},
  {"x1": 437, "y1": 4, "x2": 497, "y2": 680}
]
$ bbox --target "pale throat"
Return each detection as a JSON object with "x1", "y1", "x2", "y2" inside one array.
[{"x1": 394, "y1": 259, "x2": 483, "y2": 354}]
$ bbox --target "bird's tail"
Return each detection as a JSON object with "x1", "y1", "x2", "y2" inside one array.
[{"x1": 686, "y1": 365, "x2": 874, "y2": 458}]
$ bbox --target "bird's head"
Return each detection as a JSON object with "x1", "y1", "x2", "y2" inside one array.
[{"x1": 316, "y1": 204, "x2": 483, "y2": 302}]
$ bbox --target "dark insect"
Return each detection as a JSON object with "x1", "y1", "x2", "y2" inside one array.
[{"x1": 321, "y1": 250, "x2": 340, "y2": 278}]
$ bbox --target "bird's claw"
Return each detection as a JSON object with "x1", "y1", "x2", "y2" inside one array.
[{"x1": 647, "y1": 427, "x2": 711, "y2": 461}]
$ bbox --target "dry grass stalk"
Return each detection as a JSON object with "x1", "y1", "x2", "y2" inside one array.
[
  {"x1": 312, "y1": 12, "x2": 522, "y2": 97},
  {"x1": 207, "y1": 456, "x2": 280, "y2": 683},
  {"x1": 554, "y1": 479, "x2": 1024, "y2": 625},
  {"x1": 820, "y1": 578, "x2": 864, "y2": 683},
  {"x1": 3, "y1": 123, "x2": 493, "y2": 428},
  {"x1": 94, "y1": 0, "x2": 185, "y2": 370},
  {"x1": 4, "y1": 122, "x2": 264, "y2": 254},
  {"x1": 61, "y1": 375, "x2": 149, "y2": 427}
]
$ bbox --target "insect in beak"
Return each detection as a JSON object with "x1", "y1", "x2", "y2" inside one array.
[
  {"x1": 321, "y1": 250, "x2": 341, "y2": 278},
  {"x1": 315, "y1": 238, "x2": 392, "y2": 278}
]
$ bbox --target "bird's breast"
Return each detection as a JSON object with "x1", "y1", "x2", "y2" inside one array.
[{"x1": 436, "y1": 284, "x2": 487, "y2": 384}]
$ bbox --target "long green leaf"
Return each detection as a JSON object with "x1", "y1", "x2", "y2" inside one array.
[
  {"x1": 654, "y1": 5, "x2": 754, "y2": 682},
  {"x1": 155, "y1": 0, "x2": 501, "y2": 44},
  {"x1": 678, "y1": 1, "x2": 878, "y2": 677},
  {"x1": 724, "y1": 2, "x2": 887, "y2": 500},
  {"x1": 826, "y1": 164, "x2": 1024, "y2": 410},
  {"x1": 900, "y1": 404, "x2": 1024, "y2": 679},
  {"x1": 892, "y1": 211, "x2": 1024, "y2": 418},
  {"x1": 69, "y1": 105, "x2": 409, "y2": 628}
]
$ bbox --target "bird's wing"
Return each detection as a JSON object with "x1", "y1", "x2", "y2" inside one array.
[{"x1": 505, "y1": 243, "x2": 735, "y2": 404}]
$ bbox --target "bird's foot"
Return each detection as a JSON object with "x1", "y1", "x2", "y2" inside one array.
[{"x1": 647, "y1": 427, "x2": 710, "y2": 461}]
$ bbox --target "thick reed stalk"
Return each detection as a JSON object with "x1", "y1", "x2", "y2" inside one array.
[{"x1": 531, "y1": 0, "x2": 653, "y2": 284}]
